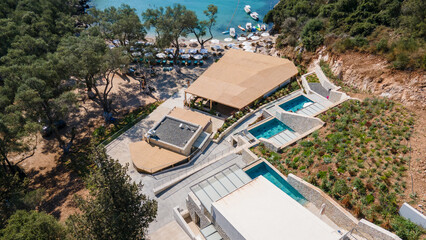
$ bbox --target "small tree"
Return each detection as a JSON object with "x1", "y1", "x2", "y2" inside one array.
[
  {"x1": 67, "y1": 148, "x2": 157, "y2": 240},
  {"x1": 191, "y1": 5, "x2": 218, "y2": 49},
  {"x1": 143, "y1": 4, "x2": 197, "y2": 62},
  {"x1": 0, "y1": 210, "x2": 66, "y2": 240}
]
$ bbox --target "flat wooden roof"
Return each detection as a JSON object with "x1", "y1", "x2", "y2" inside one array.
[
  {"x1": 168, "y1": 107, "x2": 211, "y2": 129},
  {"x1": 129, "y1": 141, "x2": 187, "y2": 173},
  {"x1": 185, "y1": 49, "x2": 298, "y2": 109}
]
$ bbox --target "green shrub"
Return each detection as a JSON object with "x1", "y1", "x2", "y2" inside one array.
[{"x1": 391, "y1": 216, "x2": 424, "y2": 240}]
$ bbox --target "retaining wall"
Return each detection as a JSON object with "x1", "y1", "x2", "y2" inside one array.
[
  {"x1": 357, "y1": 219, "x2": 401, "y2": 240},
  {"x1": 287, "y1": 174, "x2": 359, "y2": 231},
  {"x1": 276, "y1": 111, "x2": 323, "y2": 134}
]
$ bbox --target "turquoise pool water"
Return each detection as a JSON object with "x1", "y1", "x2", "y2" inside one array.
[
  {"x1": 245, "y1": 162, "x2": 307, "y2": 204},
  {"x1": 90, "y1": 0, "x2": 279, "y2": 39},
  {"x1": 279, "y1": 95, "x2": 313, "y2": 112},
  {"x1": 248, "y1": 118, "x2": 293, "y2": 139}
]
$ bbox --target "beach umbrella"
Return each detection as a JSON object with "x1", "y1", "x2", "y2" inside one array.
[
  {"x1": 242, "y1": 41, "x2": 251, "y2": 46},
  {"x1": 188, "y1": 49, "x2": 197, "y2": 54},
  {"x1": 144, "y1": 52, "x2": 153, "y2": 57},
  {"x1": 131, "y1": 52, "x2": 142, "y2": 57},
  {"x1": 237, "y1": 37, "x2": 247, "y2": 41},
  {"x1": 251, "y1": 36, "x2": 260, "y2": 40},
  {"x1": 156, "y1": 53, "x2": 166, "y2": 58},
  {"x1": 211, "y1": 39, "x2": 220, "y2": 44},
  {"x1": 112, "y1": 39, "x2": 120, "y2": 45},
  {"x1": 261, "y1": 32, "x2": 270, "y2": 37},
  {"x1": 193, "y1": 54, "x2": 203, "y2": 60},
  {"x1": 227, "y1": 43, "x2": 236, "y2": 48},
  {"x1": 190, "y1": 39, "x2": 198, "y2": 43},
  {"x1": 224, "y1": 38, "x2": 233, "y2": 42},
  {"x1": 165, "y1": 48, "x2": 174, "y2": 54},
  {"x1": 181, "y1": 54, "x2": 190, "y2": 59},
  {"x1": 200, "y1": 49, "x2": 208, "y2": 54},
  {"x1": 243, "y1": 45, "x2": 253, "y2": 51},
  {"x1": 108, "y1": 45, "x2": 115, "y2": 49},
  {"x1": 231, "y1": 46, "x2": 240, "y2": 49},
  {"x1": 179, "y1": 49, "x2": 186, "y2": 53}
]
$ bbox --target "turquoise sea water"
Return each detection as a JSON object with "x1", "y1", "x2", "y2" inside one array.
[
  {"x1": 279, "y1": 95, "x2": 314, "y2": 112},
  {"x1": 90, "y1": 0, "x2": 279, "y2": 39},
  {"x1": 245, "y1": 162, "x2": 307, "y2": 204},
  {"x1": 249, "y1": 118, "x2": 293, "y2": 139}
]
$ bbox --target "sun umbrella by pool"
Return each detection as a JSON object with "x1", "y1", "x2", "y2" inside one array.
[
  {"x1": 261, "y1": 32, "x2": 270, "y2": 37},
  {"x1": 237, "y1": 37, "x2": 247, "y2": 41},
  {"x1": 251, "y1": 36, "x2": 260, "y2": 40},
  {"x1": 156, "y1": 53, "x2": 166, "y2": 58},
  {"x1": 211, "y1": 39, "x2": 220, "y2": 44},
  {"x1": 181, "y1": 54, "x2": 190, "y2": 59},
  {"x1": 200, "y1": 49, "x2": 208, "y2": 54},
  {"x1": 193, "y1": 54, "x2": 203, "y2": 60},
  {"x1": 188, "y1": 49, "x2": 197, "y2": 54},
  {"x1": 224, "y1": 38, "x2": 233, "y2": 42}
]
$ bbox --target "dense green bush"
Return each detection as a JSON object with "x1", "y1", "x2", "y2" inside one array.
[
  {"x1": 0, "y1": 210, "x2": 66, "y2": 240},
  {"x1": 266, "y1": 0, "x2": 426, "y2": 70}
]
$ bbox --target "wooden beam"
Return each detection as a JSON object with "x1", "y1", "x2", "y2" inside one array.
[{"x1": 210, "y1": 99, "x2": 213, "y2": 110}]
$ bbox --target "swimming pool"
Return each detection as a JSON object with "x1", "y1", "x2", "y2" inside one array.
[
  {"x1": 279, "y1": 95, "x2": 313, "y2": 113},
  {"x1": 248, "y1": 118, "x2": 293, "y2": 139},
  {"x1": 245, "y1": 162, "x2": 307, "y2": 204}
]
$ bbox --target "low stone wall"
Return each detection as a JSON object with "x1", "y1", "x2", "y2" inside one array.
[
  {"x1": 276, "y1": 111, "x2": 323, "y2": 134},
  {"x1": 357, "y1": 219, "x2": 401, "y2": 240},
  {"x1": 186, "y1": 192, "x2": 211, "y2": 229},
  {"x1": 287, "y1": 174, "x2": 359, "y2": 231}
]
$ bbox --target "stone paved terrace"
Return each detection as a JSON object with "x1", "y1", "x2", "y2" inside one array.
[{"x1": 308, "y1": 82, "x2": 329, "y2": 98}]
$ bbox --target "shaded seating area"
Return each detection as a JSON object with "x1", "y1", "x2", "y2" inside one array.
[{"x1": 185, "y1": 49, "x2": 298, "y2": 116}]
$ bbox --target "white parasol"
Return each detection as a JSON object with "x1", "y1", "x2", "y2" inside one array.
[{"x1": 237, "y1": 37, "x2": 247, "y2": 41}]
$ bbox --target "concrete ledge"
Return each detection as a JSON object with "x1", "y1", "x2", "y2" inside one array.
[
  {"x1": 287, "y1": 174, "x2": 359, "y2": 231},
  {"x1": 399, "y1": 202, "x2": 426, "y2": 228},
  {"x1": 357, "y1": 219, "x2": 401, "y2": 240}
]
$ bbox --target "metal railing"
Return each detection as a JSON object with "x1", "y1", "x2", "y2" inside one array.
[{"x1": 152, "y1": 146, "x2": 235, "y2": 192}]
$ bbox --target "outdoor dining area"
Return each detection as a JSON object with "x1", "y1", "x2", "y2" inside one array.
[{"x1": 130, "y1": 41, "x2": 211, "y2": 68}]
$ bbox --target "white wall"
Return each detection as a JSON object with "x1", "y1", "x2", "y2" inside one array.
[
  {"x1": 399, "y1": 203, "x2": 426, "y2": 229},
  {"x1": 211, "y1": 204, "x2": 245, "y2": 240}
]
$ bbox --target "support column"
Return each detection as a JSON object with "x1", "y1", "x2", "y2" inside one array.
[{"x1": 210, "y1": 99, "x2": 213, "y2": 110}]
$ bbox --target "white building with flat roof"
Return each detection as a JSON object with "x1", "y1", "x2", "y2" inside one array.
[{"x1": 211, "y1": 176, "x2": 341, "y2": 240}]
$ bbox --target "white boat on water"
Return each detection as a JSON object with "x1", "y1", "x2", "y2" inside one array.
[
  {"x1": 230, "y1": 28, "x2": 236, "y2": 38},
  {"x1": 246, "y1": 22, "x2": 252, "y2": 32},
  {"x1": 244, "y1": 5, "x2": 251, "y2": 13},
  {"x1": 250, "y1": 12, "x2": 259, "y2": 20}
]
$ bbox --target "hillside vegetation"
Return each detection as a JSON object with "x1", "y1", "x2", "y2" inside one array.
[
  {"x1": 252, "y1": 98, "x2": 424, "y2": 239},
  {"x1": 265, "y1": 0, "x2": 425, "y2": 70}
]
